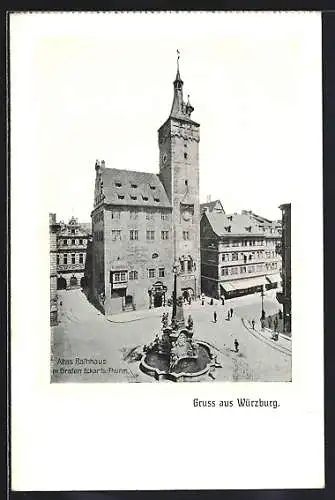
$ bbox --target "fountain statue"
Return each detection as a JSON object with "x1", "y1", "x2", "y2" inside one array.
[{"x1": 140, "y1": 261, "x2": 221, "y2": 382}]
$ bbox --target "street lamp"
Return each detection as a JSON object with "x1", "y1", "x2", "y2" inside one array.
[
  {"x1": 172, "y1": 260, "x2": 181, "y2": 319},
  {"x1": 260, "y1": 285, "x2": 266, "y2": 321}
]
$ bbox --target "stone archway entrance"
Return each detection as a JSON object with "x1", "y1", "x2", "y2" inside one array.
[
  {"x1": 80, "y1": 276, "x2": 87, "y2": 288},
  {"x1": 182, "y1": 287, "x2": 194, "y2": 302},
  {"x1": 149, "y1": 281, "x2": 167, "y2": 308},
  {"x1": 69, "y1": 276, "x2": 78, "y2": 287},
  {"x1": 57, "y1": 276, "x2": 67, "y2": 290}
]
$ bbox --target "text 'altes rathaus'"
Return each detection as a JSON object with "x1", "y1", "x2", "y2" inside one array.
[{"x1": 91, "y1": 61, "x2": 201, "y2": 315}]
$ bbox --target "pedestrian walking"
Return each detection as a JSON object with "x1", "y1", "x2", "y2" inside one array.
[
  {"x1": 227, "y1": 310, "x2": 231, "y2": 321},
  {"x1": 221, "y1": 296, "x2": 225, "y2": 306},
  {"x1": 251, "y1": 319, "x2": 255, "y2": 330},
  {"x1": 210, "y1": 298, "x2": 214, "y2": 306},
  {"x1": 213, "y1": 311, "x2": 217, "y2": 323},
  {"x1": 201, "y1": 298, "x2": 205, "y2": 306},
  {"x1": 230, "y1": 308, "x2": 233, "y2": 318},
  {"x1": 234, "y1": 339, "x2": 239, "y2": 353},
  {"x1": 268, "y1": 317, "x2": 272, "y2": 329}
]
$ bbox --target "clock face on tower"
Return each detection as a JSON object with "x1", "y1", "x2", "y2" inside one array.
[{"x1": 182, "y1": 210, "x2": 191, "y2": 221}]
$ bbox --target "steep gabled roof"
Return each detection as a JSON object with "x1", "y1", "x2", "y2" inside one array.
[
  {"x1": 200, "y1": 199, "x2": 225, "y2": 214},
  {"x1": 100, "y1": 168, "x2": 172, "y2": 209}
]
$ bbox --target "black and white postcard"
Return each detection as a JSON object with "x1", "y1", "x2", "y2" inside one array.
[{"x1": 10, "y1": 11, "x2": 324, "y2": 491}]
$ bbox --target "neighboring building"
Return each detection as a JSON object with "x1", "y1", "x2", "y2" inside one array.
[
  {"x1": 276, "y1": 203, "x2": 291, "y2": 334},
  {"x1": 91, "y1": 60, "x2": 201, "y2": 315},
  {"x1": 49, "y1": 213, "x2": 60, "y2": 325},
  {"x1": 200, "y1": 206, "x2": 282, "y2": 299},
  {"x1": 201, "y1": 198, "x2": 225, "y2": 215},
  {"x1": 56, "y1": 216, "x2": 91, "y2": 290}
]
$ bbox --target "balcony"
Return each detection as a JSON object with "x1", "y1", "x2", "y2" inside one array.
[{"x1": 57, "y1": 263, "x2": 85, "y2": 271}]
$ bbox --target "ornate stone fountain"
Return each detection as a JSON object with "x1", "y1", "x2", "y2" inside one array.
[{"x1": 139, "y1": 262, "x2": 221, "y2": 382}]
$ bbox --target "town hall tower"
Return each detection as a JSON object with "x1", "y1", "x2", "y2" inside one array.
[{"x1": 158, "y1": 56, "x2": 201, "y2": 297}]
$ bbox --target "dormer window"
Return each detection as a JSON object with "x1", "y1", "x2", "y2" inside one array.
[
  {"x1": 227, "y1": 216, "x2": 233, "y2": 222},
  {"x1": 154, "y1": 197, "x2": 160, "y2": 202},
  {"x1": 224, "y1": 226, "x2": 232, "y2": 232},
  {"x1": 115, "y1": 182, "x2": 122, "y2": 187},
  {"x1": 131, "y1": 184, "x2": 138, "y2": 189},
  {"x1": 118, "y1": 194, "x2": 125, "y2": 200},
  {"x1": 150, "y1": 186, "x2": 156, "y2": 190},
  {"x1": 142, "y1": 195, "x2": 148, "y2": 201}
]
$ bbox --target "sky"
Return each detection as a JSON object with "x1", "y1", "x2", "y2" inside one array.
[{"x1": 11, "y1": 12, "x2": 321, "y2": 222}]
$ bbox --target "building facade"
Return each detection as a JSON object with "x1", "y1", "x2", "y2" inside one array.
[
  {"x1": 56, "y1": 217, "x2": 91, "y2": 290},
  {"x1": 200, "y1": 203, "x2": 282, "y2": 299},
  {"x1": 276, "y1": 203, "x2": 291, "y2": 334},
  {"x1": 91, "y1": 62, "x2": 201, "y2": 315},
  {"x1": 49, "y1": 213, "x2": 60, "y2": 325}
]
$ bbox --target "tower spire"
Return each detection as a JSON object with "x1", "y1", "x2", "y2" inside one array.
[
  {"x1": 171, "y1": 49, "x2": 184, "y2": 118},
  {"x1": 176, "y1": 49, "x2": 180, "y2": 79}
]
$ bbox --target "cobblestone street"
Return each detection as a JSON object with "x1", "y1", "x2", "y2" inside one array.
[{"x1": 51, "y1": 289, "x2": 291, "y2": 383}]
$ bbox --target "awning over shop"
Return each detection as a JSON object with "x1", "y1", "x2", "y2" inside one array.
[
  {"x1": 266, "y1": 274, "x2": 282, "y2": 284},
  {"x1": 220, "y1": 282, "x2": 235, "y2": 292},
  {"x1": 221, "y1": 276, "x2": 266, "y2": 292},
  {"x1": 230, "y1": 277, "x2": 266, "y2": 290}
]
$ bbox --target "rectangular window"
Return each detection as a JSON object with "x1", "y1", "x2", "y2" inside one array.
[
  {"x1": 232, "y1": 252, "x2": 238, "y2": 261},
  {"x1": 79, "y1": 239, "x2": 83, "y2": 245},
  {"x1": 111, "y1": 210, "x2": 120, "y2": 219},
  {"x1": 240, "y1": 266, "x2": 247, "y2": 273},
  {"x1": 146, "y1": 230, "x2": 155, "y2": 240},
  {"x1": 79, "y1": 254, "x2": 83, "y2": 264},
  {"x1": 221, "y1": 267, "x2": 229, "y2": 276},
  {"x1": 57, "y1": 255, "x2": 60, "y2": 265},
  {"x1": 248, "y1": 265, "x2": 255, "y2": 273},
  {"x1": 180, "y1": 261, "x2": 185, "y2": 273},
  {"x1": 158, "y1": 268, "x2": 165, "y2": 278},
  {"x1": 231, "y1": 267, "x2": 238, "y2": 275},
  {"x1": 114, "y1": 271, "x2": 127, "y2": 283},
  {"x1": 71, "y1": 229, "x2": 75, "y2": 234},
  {"x1": 130, "y1": 230, "x2": 139, "y2": 241},
  {"x1": 71, "y1": 239, "x2": 75, "y2": 245},
  {"x1": 129, "y1": 270, "x2": 138, "y2": 280},
  {"x1": 161, "y1": 231, "x2": 169, "y2": 240},
  {"x1": 71, "y1": 254, "x2": 75, "y2": 264},
  {"x1": 63, "y1": 254, "x2": 67, "y2": 265},
  {"x1": 161, "y1": 213, "x2": 168, "y2": 221},
  {"x1": 187, "y1": 260, "x2": 192, "y2": 272},
  {"x1": 63, "y1": 240, "x2": 68, "y2": 246},
  {"x1": 111, "y1": 230, "x2": 121, "y2": 241},
  {"x1": 148, "y1": 268, "x2": 155, "y2": 278},
  {"x1": 183, "y1": 231, "x2": 190, "y2": 240},
  {"x1": 130, "y1": 209, "x2": 138, "y2": 220}
]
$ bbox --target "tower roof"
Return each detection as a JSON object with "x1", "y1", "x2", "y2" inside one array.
[{"x1": 169, "y1": 51, "x2": 196, "y2": 123}]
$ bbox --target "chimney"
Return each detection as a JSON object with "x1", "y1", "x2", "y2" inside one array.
[{"x1": 206, "y1": 195, "x2": 211, "y2": 203}]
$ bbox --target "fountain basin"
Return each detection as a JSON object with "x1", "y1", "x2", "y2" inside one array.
[{"x1": 139, "y1": 341, "x2": 217, "y2": 382}]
